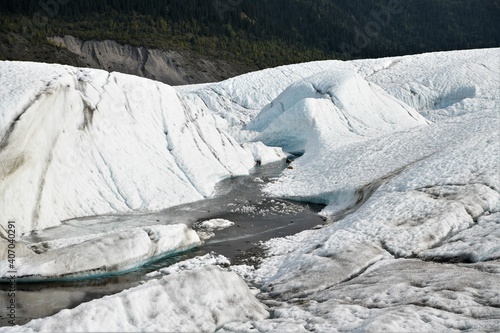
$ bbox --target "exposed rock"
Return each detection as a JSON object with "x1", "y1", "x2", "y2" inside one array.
[{"x1": 49, "y1": 35, "x2": 254, "y2": 85}]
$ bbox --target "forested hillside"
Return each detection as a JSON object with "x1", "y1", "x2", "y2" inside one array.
[{"x1": 1, "y1": 0, "x2": 498, "y2": 69}]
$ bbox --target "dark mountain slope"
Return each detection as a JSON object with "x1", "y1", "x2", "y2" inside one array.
[{"x1": 1, "y1": 0, "x2": 498, "y2": 82}]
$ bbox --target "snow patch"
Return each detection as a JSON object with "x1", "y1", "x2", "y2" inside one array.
[
  {"x1": 242, "y1": 141, "x2": 286, "y2": 165},
  {"x1": 194, "y1": 218, "x2": 235, "y2": 241}
]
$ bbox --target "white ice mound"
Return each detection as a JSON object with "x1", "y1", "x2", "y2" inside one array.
[
  {"x1": 195, "y1": 218, "x2": 235, "y2": 240},
  {"x1": 0, "y1": 224, "x2": 201, "y2": 280},
  {"x1": 0, "y1": 266, "x2": 269, "y2": 332},
  {"x1": 0, "y1": 62, "x2": 257, "y2": 235},
  {"x1": 264, "y1": 108, "x2": 499, "y2": 214},
  {"x1": 355, "y1": 48, "x2": 500, "y2": 121},
  {"x1": 247, "y1": 68, "x2": 427, "y2": 153},
  {"x1": 198, "y1": 218, "x2": 235, "y2": 230},
  {"x1": 248, "y1": 110, "x2": 500, "y2": 332},
  {"x1": 242, "y1": 141, "x2": 286, "y2": 165},
  {"x1": 177, "y1": 60, "x2": 351, "y2": 127}
]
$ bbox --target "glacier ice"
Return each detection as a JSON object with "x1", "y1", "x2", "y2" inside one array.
[
  {"x1": 0, "y1": 63, "x2": 261, "y2": 234},
  {"x1": 0, "y1": 224, "x2": 201, "y2": 280},
  {"x1": 0, "y1": 266, "x2": 269, "y2": 332},
  {"x1": 353, "y1": 48, "x2": 500, "y2": 121},
  {"x1": 233, "y1": 50, "x2": 499, "y2": 332},
  {"x1": 0, "y1": 47, "x2": 499, "y2": 332}
]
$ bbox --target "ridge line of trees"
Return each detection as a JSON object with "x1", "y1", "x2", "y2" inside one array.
[{"x1": 1, "y1": 0, "x2": 498, "y2": 68}]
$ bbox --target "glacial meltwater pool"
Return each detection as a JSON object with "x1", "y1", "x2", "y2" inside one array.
[{"x1": 0, "y1": 161, "x2": 326, "y2": 326}]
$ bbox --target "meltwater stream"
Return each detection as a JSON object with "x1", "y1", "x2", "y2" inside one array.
[{"x1": 0, "y1": 161, "x2": 326, "y2": 326}]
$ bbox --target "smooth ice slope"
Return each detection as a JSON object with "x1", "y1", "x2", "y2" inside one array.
[
  {"x1": 0, "y1": 266, "x2": 269, "y2": 332},
  {"x1": 0, "y1": 62, "x2": 260, "y2": 235}
]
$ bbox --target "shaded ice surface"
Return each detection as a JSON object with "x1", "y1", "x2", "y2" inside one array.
[
  {"x1": 0, "y1": 48, "x2": 499, "y2": 332},
  {"x1": 0, "y1": 62, "x2": 271, "y2": 235},
  {"x1": 353, "y1": 48, "x2": 500, "y2": 121},
  {"x1": 218, "y1": 49, "x2": 500, "y2": 332},
  {"x1": 0, "y1": 266, "x2": 269, "y2": 332},
  {"x1": 0, "y1": 224, "x2": 201, "y2": 280}
]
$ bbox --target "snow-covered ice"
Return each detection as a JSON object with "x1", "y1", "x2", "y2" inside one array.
[
  {"x1": 353, "y1": 48, "x2": 500, "y2": 121},
  {"x1": 0, "y1": 266, "x2": 269, "y2": 332},
  {"x1": 220, "y1": 49, "x2": 500, "y2": 332},
  {"x1": 246, "y1": 67, "x2": 426, "y2": 153},
  {"x1": 194, "y1": 218, "x2": 235, "y2": 241},
  {"x1": 1, "y1": 47, "x2": 499, "y2": 332},
  {"x1": 177, "y1": 60, "x2": 353, "y2": 127},
  {"x1": 0, "y1": 63, "x2": 266, "y2": 235},
  {"x1": 0, "y1": 224, "x2": 201, "y2": 280}
]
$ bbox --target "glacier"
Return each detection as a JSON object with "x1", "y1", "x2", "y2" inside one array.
[
  {"x1": 0, "y1": 266, "x2": 269, "y2": 332},
  {"x1": 0, "y1": 62, "x2": 281, "y2": 235},
  {"x1": 0, "y1": 224, "x2": 201, "y2": 280},
  {"x1": 0, "y1": 47, "x2": 499, "y2": 332}
]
